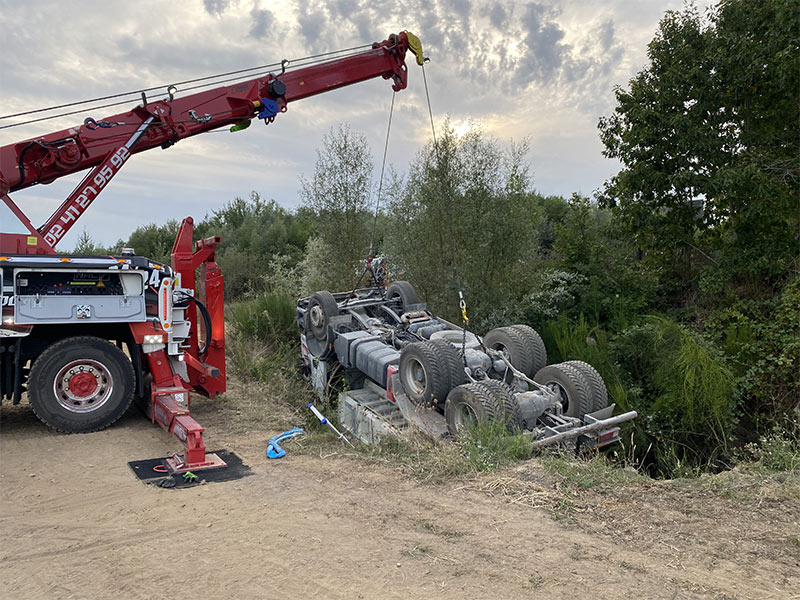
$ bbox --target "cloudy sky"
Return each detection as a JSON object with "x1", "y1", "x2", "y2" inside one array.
[{"x1": 0, "y1": 0, "x2": 712, "y2": 248}]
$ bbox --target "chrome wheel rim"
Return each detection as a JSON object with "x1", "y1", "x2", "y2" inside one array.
[
  {"x1": 309, "y1": 304, "x2": 325, "y2": 328},
  {"x1": 54, "y1": 359, "x2": 113, "y2": 413}
]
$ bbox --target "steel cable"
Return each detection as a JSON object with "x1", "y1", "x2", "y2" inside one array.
[{"x1": 0, "y1": 44, "x2": 375, "y2": 130}]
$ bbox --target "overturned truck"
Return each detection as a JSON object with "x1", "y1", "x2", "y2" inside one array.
[{"x1": 298, "y1": 282, "x2": 636, "y2": 450}]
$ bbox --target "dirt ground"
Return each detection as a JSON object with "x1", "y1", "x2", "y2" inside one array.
[{"x1": 1, "y1": 396, "x2": 798, "y2": 600}]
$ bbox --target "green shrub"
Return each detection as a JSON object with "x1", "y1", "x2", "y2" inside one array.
[
  {"x1": 457, "y1": 420, "x2": 532, "y2": 471},
  {"x1": 745, "y1": 408, "x2": 800, "y2": 472},
  {"x1": 227, "y1": 292, "x2": 297, "y2": 349},
  {"x1": 704, "y1": 274, "x2": 800, "y2": 422},
  {"x1": 218, "y1": 250, "x2": 267, "y2": 298},
  {"x1": 542, "y1": 314, "x2": 631, "y2": 409},
  {"x1": 611, "y1": 316, "x2": 737, "y2": 477}
]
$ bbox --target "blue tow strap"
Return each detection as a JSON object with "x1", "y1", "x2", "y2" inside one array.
[{"x1": 266, "y1": 427, "x2": 306, "y2": 459}]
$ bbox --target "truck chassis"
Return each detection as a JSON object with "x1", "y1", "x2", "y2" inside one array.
[{"x1": 298, "y1": 282, "x2": 637, "y2": 450}]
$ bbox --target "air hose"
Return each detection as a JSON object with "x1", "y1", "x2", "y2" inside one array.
[{"x1": 267, "y1": 428, "x2": 306, "y2": 459}]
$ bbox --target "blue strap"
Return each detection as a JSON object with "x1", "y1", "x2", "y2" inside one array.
[
  {"x1": 257, "y1": 98, "x2": 280, "y2": 120},
  {"x1": 266, "y1": 427, "x2": 306, "y2": 459}
]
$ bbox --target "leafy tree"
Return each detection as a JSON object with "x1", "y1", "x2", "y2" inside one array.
[
  {"x1": 300, "y1": 124, "x2": 374, "y2": 290},
  {"x1": 386, "y1": 122, "x2": 534, "y2": 326},
  {"x1": 598, "y1": 0, "x2": 799, "y2": 292},
  {"x1": 71, "y1": 229, "x2": 108, "y2": 255},
  {"x1": 197, "y1": 191, "x2": 313, "y2": 297},
  {"x1": 125, "y1": 220, "x2": 181, "y2": 263},
  {"x1": 551, "y1": 194, "x2": 657, "y2": 328}
]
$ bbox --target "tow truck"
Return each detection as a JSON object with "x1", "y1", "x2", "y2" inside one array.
[
  {"x1": 0, "y1": 31, "x2": 424, "y2": 473},
  {"x1": 298, "y1": 279, "x2": 637, "y2": 450}
]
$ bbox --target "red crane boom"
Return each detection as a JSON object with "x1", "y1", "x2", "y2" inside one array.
[{"x1": 0, "y1": 31, "x2": 422, "y2": 254}]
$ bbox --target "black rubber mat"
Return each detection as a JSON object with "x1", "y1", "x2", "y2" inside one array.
[{"x1": 127, "y1": 450, "x2": 252, "y2": 488}]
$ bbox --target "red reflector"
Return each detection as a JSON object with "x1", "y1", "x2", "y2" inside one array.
[
  {"x1": 598, "y1": 430, "x2": 616, "y2": 443},
  {"x1": 386, "y1": 365, "x2": 398, "y2": 403}
]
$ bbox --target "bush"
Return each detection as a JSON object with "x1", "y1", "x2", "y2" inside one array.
[
  {"x1": 745, "y1": 407, "x2": 800, "y2": 472},
  {"x1": 525, "y1": 270, "x2": 588, "y2": 325},
  {"x1": 458, "y1": 420, "x2": 532, "y2": 471},
  {"x1": 217, "y1": 250, "x2": 267, "y2": 298},
  {"x1": 611, "y1": 316, "x2": 737, "y2": 476},
  {"x1": 704, "y1": 274, "x2": 800, "y2": 422},
  {"x1": 540, "y1": 314, "x2": 632, "y2": 426},
  {"x1": 227, "y1": 292, "x2": 297, "y2": 350}
]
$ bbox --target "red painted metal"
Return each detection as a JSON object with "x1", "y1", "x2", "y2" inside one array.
[
  {"x1": 128, "y1": 322, "x2": 166, "y2": 344},
  {"x1": 0, "y1": 194, "x2": 53, "y2": 254},
  {"x1": 386, "y1": 365, "x2": 398, "y2": 403},
  {"x1": 144, "y1": 348, "x2": 184, "y2": 390},
  {"x1": 170, "y1": 218, "x2": 226, "y2": 397},
  {"x1": 68, "y1": 372, "x2": 98, "y2": 397},
  {"x1": 0, "y1": 32, "x2": 416, "y2": 254},
  {"x1": 36, "y1": 117, "x2": 153, "y2": 251}
]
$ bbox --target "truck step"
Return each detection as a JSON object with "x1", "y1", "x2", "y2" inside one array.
[{"x1": 338, "y1": 387, "x2": 408, "y2": 444}]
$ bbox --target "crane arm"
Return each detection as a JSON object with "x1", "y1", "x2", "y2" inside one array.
[{"x1": 0, "y1": 31, "x2": 422, "y2": 253}]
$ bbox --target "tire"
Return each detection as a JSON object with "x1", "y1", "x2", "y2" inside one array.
[
  {"x1": 429, "y1": 338, "x2": 468, "y2": 390},
  {"x1": 476, "y1": 379, "x2": 519, "y2": 432},
  {"x1": 565, "y1": 360, "x2": 609, "y2": 412},
  {"x1": 508, "y1": 324, "x2": 547, "y2": 374},
  {"x1": 306, "y1": 291, "x2": 339, "y2": 343},
  {"x1": 483, "y1": 327, "x2": 536, "y2": 378},
  {"x1": 28, "y1": 336, "x2": 135, "y2": 433},
  {"x1": 444, "y1": 382, "x2": 503, "y2": 436},
  {"x1": 533, "y1": 363, "x2": 593, "y2": 419},
  {"x1": 386, "y1": 281, "x2": 419, "y2": 313},
  {"x1": 399, "y1": 341, "x2": 450, "y2": 408}
]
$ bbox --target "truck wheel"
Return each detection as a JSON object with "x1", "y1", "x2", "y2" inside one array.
[
  {"x1": 476, "y1": 379, "x2": 519, "y2": 432},
  {"x1": 307, "y1": 291, "x2": 339, "y2": 342},
  {"x1": 483, "y1": 327, "x2": 536, "y2": 378},
  {"x1": 533, "y1": 363, "x2": 592, "y2": 419},
  {"x1": 508, "y1": 324, "x2": 547, "y2": 374},
  {"x1": 565, "y1": 360, "x2": 608, "y2": 412},
  {"x1": 399, "y1": 340, "x2": 449, "y2": 408},
  {"x1": 28, "y1": 336, "x2": 135, "y2": 433},
  {"x1": 386, "y1": 281, "x2": 419, "y2": 313},
  {"x1": 429, "y1": 338, "x2": 468, "y2": 391},
  {"x1": 444, "y1": 382, "x2": 503, "y2": 436}
]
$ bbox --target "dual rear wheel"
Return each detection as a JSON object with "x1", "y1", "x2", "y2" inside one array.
[
  {"x1": 442, "y1": 359, "x2": 610, "y2": 437},
  {"x1": 398, "y1": 339, "x2": 465, "y2": 410}
]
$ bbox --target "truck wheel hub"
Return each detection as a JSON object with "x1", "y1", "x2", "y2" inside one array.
[
  {"x1": 55, "y1": 360, "x2": 113, "y2": 412},
  {"x1": 69, "y1": 372, "x2": 98, "y2": 397},
  {"x1": 309, "y1": 305, "x2": 325, "y2": 327},
  {"x1": 452, "y1": 402, "x2": 477, "y2": 431},
  {"x1": 401, "y1": 358, "x2": 427, "y2": 395}
]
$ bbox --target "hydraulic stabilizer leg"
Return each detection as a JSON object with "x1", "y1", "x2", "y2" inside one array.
[{"x1": 144, "y1": 348, "x2": 227, "y2": 473}]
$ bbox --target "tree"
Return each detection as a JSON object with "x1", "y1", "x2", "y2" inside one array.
[
  {"x1": 386, "y1": 122, "x2": 534, "y2": 326},
  {"x1": 125, "y1": 220, "x2": 180, "y2": 263},
  {"x1": 71, "y1": 229, "x2": 107, "y2": 255},
  {"x1": 199, "y1": 191, "x2": 313, "y2": 298},
  {"x1": 300, "y1": 124, "x2": 374, "y2": 290},
  {"x1": 598, "y1": 0, "x2": 799, "y2": 292}
]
